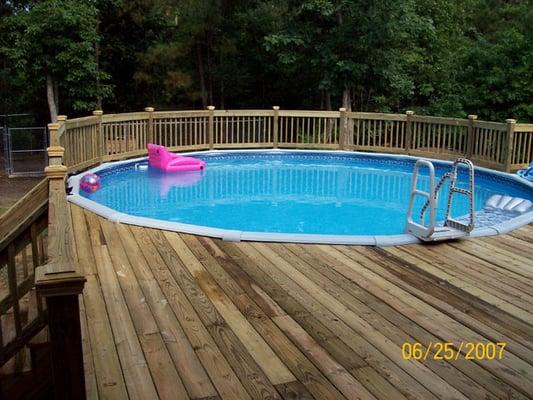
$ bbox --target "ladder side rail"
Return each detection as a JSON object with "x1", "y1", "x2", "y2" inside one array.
[
  {"x1": 406, "y1": 160, "x2": 436, "y2": 237},
  {"x1": 419, "y1": 172, "x2": 451, "y2": 224},
  {"x1": 444, "y1": 158, "x2": 475, "y2": 232}
]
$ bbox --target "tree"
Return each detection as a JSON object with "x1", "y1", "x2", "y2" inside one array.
[{"x1": 3, "y1": 0, "x2": 109, "y2": 121}]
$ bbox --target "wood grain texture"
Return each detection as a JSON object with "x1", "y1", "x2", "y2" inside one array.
[{"x1": 71, "y1": 206, "x2": 533, "y2": 400}]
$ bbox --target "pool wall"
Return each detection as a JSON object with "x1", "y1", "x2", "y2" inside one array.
[{"x1": 68, "y1": 149, "x2": 533, "y2": 246}]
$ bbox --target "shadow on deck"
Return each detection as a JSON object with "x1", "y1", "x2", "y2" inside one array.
[{"x1": 70, "y1": 204, "x2": 533, "y2": 400}]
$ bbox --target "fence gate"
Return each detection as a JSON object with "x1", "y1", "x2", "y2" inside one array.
[{"x1": 3, "y1": 126, "x2": 48, "y2": 176}]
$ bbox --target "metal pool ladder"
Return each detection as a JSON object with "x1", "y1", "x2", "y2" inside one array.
[{"x1": 406, "y1": 158, "x2": 475, "y2": 241}]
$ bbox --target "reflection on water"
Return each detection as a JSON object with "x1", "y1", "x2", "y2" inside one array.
[
  {"x1": 83, "y1": 154, "x2": 533, "y2": 235},
  {"x1": 153, "y1": 170, "x2": 205, "y2": 197}
]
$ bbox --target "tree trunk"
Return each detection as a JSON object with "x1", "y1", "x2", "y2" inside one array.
[
  {"x1": 46, "y1": 75, "x2": 58, "y2": 123},
  {"x1": 195, "y1": 37, "x2": 208, "y2": 109},
  {"x1": 342, "y1": 87, "x2": 353, "y2": 144}
]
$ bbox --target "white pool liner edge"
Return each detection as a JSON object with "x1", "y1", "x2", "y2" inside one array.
[{"x1": 67, "y1": 149, "x2": 533, "y2": 246}]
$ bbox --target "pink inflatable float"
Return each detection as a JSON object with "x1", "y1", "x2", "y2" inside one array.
[{"x1": 147, "y1": 144, "x2": 205, "y2": 172}]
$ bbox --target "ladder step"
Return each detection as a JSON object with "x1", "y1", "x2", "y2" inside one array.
[{"x1": 419, "y1": 227, "x2": 468, "y2": 242}]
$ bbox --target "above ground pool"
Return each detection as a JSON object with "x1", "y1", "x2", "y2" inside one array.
[{"x1": 69, "y1": 150, "x2": 533, "y2": 245}]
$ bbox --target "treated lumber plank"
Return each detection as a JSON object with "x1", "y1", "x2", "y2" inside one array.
[
  {"x1": 332, "y1": 245, "x2": 530, "y2": 400},
  {"x1": 196, "y1": 236, "x2": 288, "y2": 319},
  {"x1": 274, "y1": 382, "x2": 314, "y2": 400},
  {"x1": 114, "y1": 224, "x2": 217, "y2": 399},
  {"x1": 401, "y1": 244, "x2": 533, "y2": 310},
  {"x1": 70, "y1": 205, "x2": 98, "y2": 276},
  {"x1": 508, "y1": 226, "x2": 533, "y2": 243},
  {"x1": 72, "y1": 210, "x2": 128, "y2": 399},
  {"x1": 273, "y1": 315, "x2": 377, "y2": 400},
  {"x1": 91, "y1": 244, "x2": 159, "y2": 400},
  {"x1": 319, "y1": 245, "x2": 533, "y2": 397},
  {"x1": 351, "y1": 367, "x2": 408, "y2": 400},
  {"x1": 250, "y1": 242, "x2": 468, "y2": 400},
  {"x1": 128, "y1": 226, "x2": 250, "y2": 400},
  {"x1": 181, "y1": 234, "x2": 366, "y2": 397},
  {"x1": 217, "y1": 240, "x2": 438, "y2": 400},
  {"x1": 450, "y1": 239, "x2": 533, "y2": 281},
  {"x1": 99, "y1": 218, "x2": 190, "y2": 400},
  {"x1": 205, "y1": 323, "x2": 283, "y2": 400},
  {"x1": 201, "y1": 238, "x2": 350, "y2": 400},
  {"x1": 151, "y1": 233, "x2": 284, "y2": 400},
  {"x1": 363, "y1": 246, "x2": 533, "y2": 357},
  {"x1": 163, "y1": 231, "x2": 295, "y2": 386},
  {"x1": 482, "y1": 234, "x2": 533, "y2": 260},
  {"x1": 381, "y1": 245, "x2": 533, "y2": 340},
  {"x1": 281, "y1": 244, "x2": 502, "y2": 400},
  {"x1": 382, "y1": 245, "x2": 533, "y2": 325},
  {"x1": 79, "y1": 295, "x2": 98, "y2": 400}
]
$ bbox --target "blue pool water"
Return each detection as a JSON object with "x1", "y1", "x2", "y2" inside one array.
[{"x1": 80, "y1": 151, "x2": 533, "y2": 236}]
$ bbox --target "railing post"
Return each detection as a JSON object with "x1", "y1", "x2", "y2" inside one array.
[
  {"x1": 405, "y1": 110, "x2": 415, "y2": 153},
  {"x1": 339, "y1": 108, "x2": 347, "y2": 150},
  {"x1": 208, "y1": 105, "x2": 215, "y2": 149},
  {"x1": 56, "y1": 115, "x2": 67, "y2": 164},
  {"x1": 93, "y1": 110, "x2": 104, "y2": 160},
  {"x1": 273, "y1": 106, "x2": 280, "y2": 148},
  {"x1": 504, "y1": 118, "x2": 516, "y2": 172},
  {"x1": 466, "y1": 114, "x2": 478, "y2": 159},
  {"x1": 145, "y1": 107, "x2": 154, "y2": 145},
  {"x1": 36, "y1": 273, "x2": 86, "y2": 400},
  {"x1": 39, "y1": 119, "x2": 86, "y2": 399}
]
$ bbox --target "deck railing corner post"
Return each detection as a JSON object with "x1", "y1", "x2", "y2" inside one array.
[
  {"x1": 339, "y1": 107, "x2": 347, "y2": 150},
  {"x1": 145, "y1": 107, "x2": 155, "y2": 145},
  {"x1": 466, "y1": 114, "x2": 478, "y2": 159},
  {"x1": 93, "y1": 110, "x2": 104, "y2": 160},
  {"x1": 208, "y1": 105, "x2": 215, "y2": 149},
  {"x1": 504, "y1": 118, "x2": 516, "y2": 172},
  {"x1": 273, "y1": 106, "x2": 280, "y2": 148},
  {"x1": 36, "y1": 269, "x2": 86, "y2": 400},
  {"x1": 405, "y1": 110, "x2": 415, "y2": 154}
]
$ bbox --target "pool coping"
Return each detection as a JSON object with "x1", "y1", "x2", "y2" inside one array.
[{"x1": 67, "y1": 149, "x2": 533, "y2": 246}]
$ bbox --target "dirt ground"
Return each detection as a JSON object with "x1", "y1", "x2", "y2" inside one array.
[{"x1": 0, "y1": 155, "x2": 41, "y2": 215}]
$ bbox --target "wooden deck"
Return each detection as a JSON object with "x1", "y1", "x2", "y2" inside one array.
[{"x1": 69, "y1": 204, "x2": 533, "y2": 400}]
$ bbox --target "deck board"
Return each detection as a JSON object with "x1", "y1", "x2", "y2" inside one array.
[{"x1": 72, "y1": 205, "x2": 533, "y2": 400}]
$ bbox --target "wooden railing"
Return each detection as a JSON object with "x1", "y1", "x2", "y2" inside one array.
[
  {"x1": 57, "y1": 108, "x2": 532, "y2": 173},
  {"x1": 1, "y1": 118, "x2": 87, "y2": 399},
  {"x1": 0, "y1": 179, "x2": 49, "y2": 370}
]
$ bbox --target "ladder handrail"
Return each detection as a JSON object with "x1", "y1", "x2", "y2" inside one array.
[
  {"x1": 419, "y1": 171, "x2": 451, "y2": 224},
  {"x1": 406, "y1": 158, "x2": 475, "y2": 240},
  {"x1": 406, "y1": 160, "x2": 437, "y2": 238},
  {"x1": 444, "y1": 158, "x2": 475, "y2": 232}
]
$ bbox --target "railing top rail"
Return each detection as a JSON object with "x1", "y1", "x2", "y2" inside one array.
[
  {"x1": 278, "y1": 110, "x2": 340, "y2": 118},
  {"x1": 515, "y1": 123, "x2": 533, "y2": 132},
  {"x1": 65, "y1": 115, "x2": 100, "y2": 129},
  {"x1": 152, "y1": 110, "x2": 210, "y2": 119},
  {"x1": 473, "y1": 120, "x2": 507, "y2": 130},
  {"x1": 346, "y1": 112, "x2": 406, "y2": 121},
  {"x1": 411, "y1": 114, "x2": 469, "y2": 126},
  {"x1": 102, "y1": 112, "x2": 149, "y2": 123},
  {"x1": 213, "y1": 110, "x2": 274, "y2": 117},
  {"x1": 0, "y1": 178, "x2": 48, "y2": 249}
]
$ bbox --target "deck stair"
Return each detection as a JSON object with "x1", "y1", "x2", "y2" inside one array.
[{"x1": 406, "y1": 158, "x2": 475, "y2": 241}]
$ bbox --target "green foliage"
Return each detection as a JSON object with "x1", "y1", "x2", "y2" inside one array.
[
  {"x1": 1, "y1": 0, "x2": 532, "y2": 122},
  {"x1": 1, "y1": 0, "x2": 110, "y2": 116}
]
